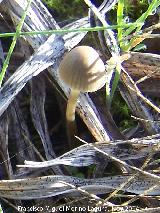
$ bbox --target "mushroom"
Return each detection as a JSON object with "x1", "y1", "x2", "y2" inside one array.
[{"x1": 59, "y1": 46, "x2": 106, "y2": 148}]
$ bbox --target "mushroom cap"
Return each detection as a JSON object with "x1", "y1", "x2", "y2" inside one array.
[{"x1": 59, "y1": 46, "x2": 106, "y2": 92}]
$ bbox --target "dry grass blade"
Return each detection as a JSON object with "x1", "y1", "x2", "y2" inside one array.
[
  {"x1": 84, "y1": 0, "x2": 119, "y2": 56},
  {"x1": 123, "y1": 52, "x2": 160, "y2": 96},
  {"x1": 18, "y1": 135, "x2": 160, "y2": 168},
  {"x1": 122, "y1": 66, "x2": 160, "y2": 114},
  {"x1": 0, "y1": 174, "x2": 158, "y2": 200},
  {"x1": 120, "y1": 71, "x2": 159, "y2": 134}
]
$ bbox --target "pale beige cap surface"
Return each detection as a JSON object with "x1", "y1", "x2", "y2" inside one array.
[{"x1": 59, "y1": 46, "x2": 106, "y2": 92}]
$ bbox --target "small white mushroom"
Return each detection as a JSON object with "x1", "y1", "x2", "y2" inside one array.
[{"x1": 59, "y1": 46, "x2": 106, "y2": 148}]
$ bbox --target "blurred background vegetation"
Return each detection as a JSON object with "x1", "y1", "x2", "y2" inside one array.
[
  {"x1": 42, "y1": 0, "x2": 149, "y2": 21},
  {"x1": 43, "y1": 0, "x2": 88, "y2": 21}
]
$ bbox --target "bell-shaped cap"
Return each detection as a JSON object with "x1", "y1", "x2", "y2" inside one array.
[{"x1": 59, "y1": 46, "x2": 106, "y2": 92}]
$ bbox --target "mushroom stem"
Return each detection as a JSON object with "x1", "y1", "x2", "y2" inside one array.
[
  {"x1": 66, "y1": 89, "x2": 80, "y2": 148},
  {"x1": 66, "y1": 89, "x2": 80, "y2": 121}
]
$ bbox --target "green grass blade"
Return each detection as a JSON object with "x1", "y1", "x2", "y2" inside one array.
[
  {"x1": 0, "y1": 23, "x2": 143, "y2": 38},
  {"x1": 110, "y1": 63, "x2": 121, "y2": 102},
  {"x1": 106, "y1": 0, "x2": 124, "y2": 106},
  {"x1": 117, "y1": 0, "x2": 124, "y2": 44},
  {"x1": 122, "y1": 0, "x2": 160, "y2": 51},
  {"x1": 124, "y1": 0, "x2": 160, "y2": 37},
  {"x1": 0, "y1": 0, "x2": 33, "y2": 87}
]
